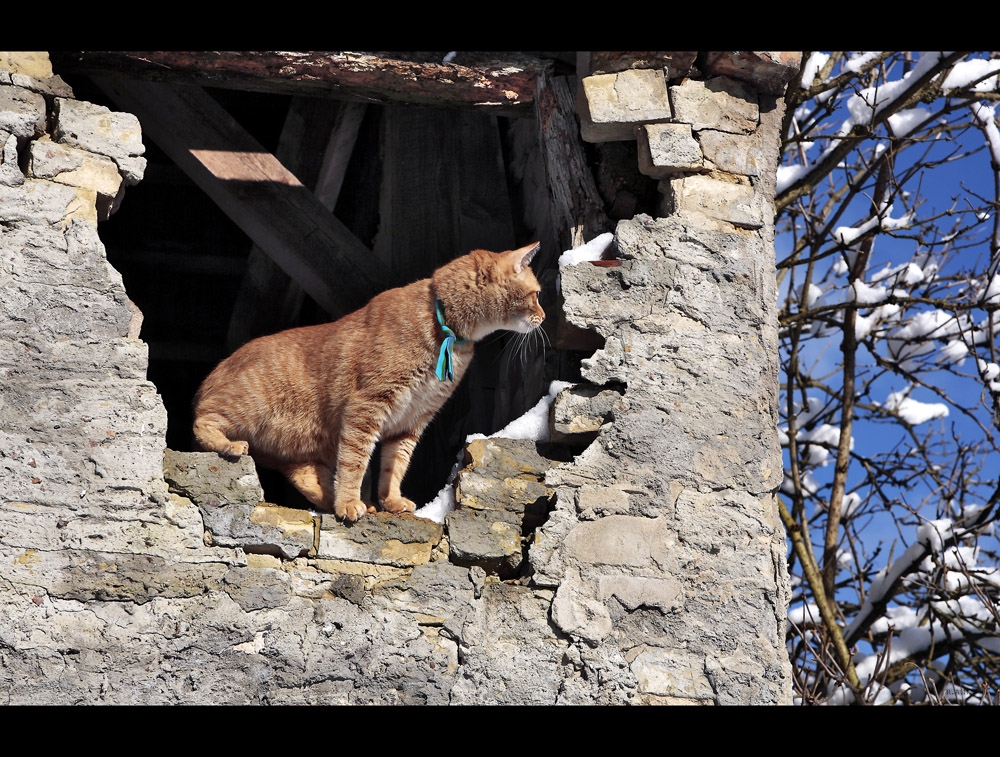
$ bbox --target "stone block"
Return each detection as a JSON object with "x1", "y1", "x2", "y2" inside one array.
[
  {"x1": 163, "y1": 449, "x2": 316, "y2": 559},
  {"x1": 550, "y1": 383, "x2": 624, "y2": 445},
  {"x1": 579, "y1": 69, "x2": 672, "y2": 143},
  {"x1": 53, "y1": 97, "x2": 146, "y2": 184},
  {"x1": 636, "y1": 123, "x2": 703, "y2": 179},
  {"x1": 588, "y1": 52, "x2": 697, "y2": 80},
  {"x1": 317, "y1": 512, "x2": 443, "y2": 567},
  {"x1": 0, "y1": 130, "x2": 23, "y2": 186},
  {"x1": 0, "y1": 52, "x2": 53, "y2": 80},
  {"x1": 0, "y1": 84, "x2": 46, "y2": 139},
  {"x1": 669, "y1": 77, "x2": 758, "y2": 134},
  {"x1": 163, "y1": 449, "x2": 264, "y2": 507},
  {"x1": 703, "y1": 51, "x2": 802, "y2": 95},
  {"x1": 660, "y1": 174, "x2": 763, "y2": 229},
  {"x1": 697, "y1": 129, "x2": 763, "y2": 176},
  {"x1": 372, "y1": 560, "x2": 476, "y2": 625},
  {"x1": 446, "y1": 507, "x2": 522, "y2": 578},
  {"x1": 250, "y1": 504, "x2": 317, "y2": 553},
  {"x1": 454, "y1": 437, "x2": 555, "y2": 529},
  {"x1": 28, "y1": 138, "x2": 123, "y2": 214}
]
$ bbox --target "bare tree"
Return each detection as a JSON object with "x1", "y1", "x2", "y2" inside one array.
[{"x1": 777, "y1": 51, "x2": 1000, "y2": 704}]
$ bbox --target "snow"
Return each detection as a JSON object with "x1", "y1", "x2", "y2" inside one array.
[
  {"x1": 943, "y1": 57, "x2": 1000, "y2": 92},
  {"x1": 843, "y1": 51, "x2": 883, "y2": 74},
  {"x1": 787, "y1": 603, "x2": 822, "y2": 629},
  {"x1": 844, "y1": 51, "x2": 952, "y2": 126},
  {"x1": 557, "y1": 232, "x2": 614, "y2": 268},
  {"x1": 936, "y1": 339, "x2": 968, "y2": 365},
  {"x1": 413, "y1": 453, "x2": 462, "y2": 523},
  {"x1": 799, "y1": 52, "x2": 830, "y2": 89},
  {"x1": 916, "y1": 517, "x2": 953, "y2": 551},
  {"x1": 414, "y1": 380, "x2": 575, "y2": 523},
  {"x1": 799, "y1": 423, "x2": 852, "y2": 467},
  {"x1": 971, "y1": 101, "x2": 1000, "y2": 169},
  {"x1": 883, "y1": 389, "x2": 949, "y2": 425},
  {"x1": 887, "y1": 107, "x2": 930, "y2": 138},
  {"x1": 776, "y1": 162, "x2": 813, "y2": 194},
  {"x1": 833, "y1": 215, "x2": 879, "y2": 247},
  {"x1": 981, "y1": 269, "x2": 1000, "y2": 304},
  {"x1": 977, "y1": 359, "x2": 1000, "y2": 381},
  {"x1": 850, "y1": 280, "x2": 889, "y2": 305},
  {"x1": 467, "y1": 379, "x2": 574, "y2": 443}
]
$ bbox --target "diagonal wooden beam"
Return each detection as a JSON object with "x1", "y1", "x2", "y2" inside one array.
[
  {"x1": 56, "y1": 51, "x2": 549, "y2": 116},
  {"x1": 93, "y1": 75, "x2": 381, "y2": 318},
  {"x1": 226, "y1": 98, "x2": 368, "y2": 350}
]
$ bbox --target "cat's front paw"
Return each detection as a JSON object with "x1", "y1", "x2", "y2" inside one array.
[
  {"x1": 335, "y1": 498, "x2": 368, "y2": 522},
  {"x1": 381, "y1": 496, "x2": 416, "y2": 514},
  {"x1": 222, "y1": 440, "x2": 249, "y2": 458}
]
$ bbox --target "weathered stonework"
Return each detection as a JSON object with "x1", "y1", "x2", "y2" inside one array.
[
  {"x1": 636, "y1": 122, "x2": 704, "y2": 177},
  {"x1": 1, "y1": 51, "x2": 794, "y2": 705},
  {"x1": 579, "y1": 69, "x2": 672, "y2": 142}
]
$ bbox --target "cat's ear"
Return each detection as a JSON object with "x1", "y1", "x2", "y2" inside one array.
[{"x1": 504, "y1": 242, "x2": 541, "y2": 274}]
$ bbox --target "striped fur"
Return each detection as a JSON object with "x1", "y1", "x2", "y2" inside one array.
[{"x1": 193, "y1": 243, "x2": 544, "y2": 521}]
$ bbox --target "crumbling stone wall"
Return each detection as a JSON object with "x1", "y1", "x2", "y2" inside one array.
[{"x1": 1, "y1": 51, "x2": 795, "y2": 704}]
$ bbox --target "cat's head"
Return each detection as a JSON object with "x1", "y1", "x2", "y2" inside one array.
[{"x1": 433, "y1": 242, "x2": 545, "y2": 342}]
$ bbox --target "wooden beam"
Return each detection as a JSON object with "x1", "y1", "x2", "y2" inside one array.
[
  {"x1": 533, "y1": 72, "x2": 610, "y2": 249},
  {"x1": 55, "y1": 51, "x2": 550, "y2": 117},
  {"x1": 93, "y1": 75, "x2": 381, "y2": 318},
  {"x1": 226, "y1": 98, "x2": 368, "y2": 350}
]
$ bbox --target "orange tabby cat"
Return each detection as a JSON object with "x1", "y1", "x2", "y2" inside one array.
[{"x1": 193, "y1": 242, "x2": 544, "y2": 521}]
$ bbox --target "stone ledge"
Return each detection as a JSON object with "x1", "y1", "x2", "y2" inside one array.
[
  {"x1": 163, "y1": 450, "x2": 314, "y2": 559},
  {"x1": 318, "y1": 511, "x2": 443, "y2": 568}
]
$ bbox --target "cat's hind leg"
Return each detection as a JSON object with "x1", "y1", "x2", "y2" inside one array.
[
  {"x1": 193, "y1": 413, "x2": 249, "y2": 459},
  {"x1": 276, "y1": 461, "x2": 333, "y2": 511}
]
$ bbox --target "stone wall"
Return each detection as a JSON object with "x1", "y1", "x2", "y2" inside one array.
[{"x1": 0, "y1": 51, "x2": 795, "y2": 704}]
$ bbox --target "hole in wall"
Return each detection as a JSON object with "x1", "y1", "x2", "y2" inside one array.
[{"x1": 61, "y1": 75, "x2": 573, "y2": 518}]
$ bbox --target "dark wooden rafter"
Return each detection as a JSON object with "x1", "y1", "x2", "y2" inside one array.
[
  {"x1": 53, "y1": 51, "x2": 550, "y2": 117},
  {"x1": 92, "y1": 75, "x2": 382, "y2": 319}
]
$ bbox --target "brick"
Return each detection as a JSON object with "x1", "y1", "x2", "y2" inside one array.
[
  {"x1": 53, "y1": 97, "x2": 146, "y2": 184},
  {"x1": 660, "y1": 174, "x2": 763, "y2": 229},
  {"x1": 0, "y1": 130, "x2": 23, "y2": 186},
  {"x1": 697, "y1": 129, "x2": 764, "y2": 176},
  {"x1": 28, "y1": 138, "x2": 123, "y2": 201},
  {"x1": 0, "y1": 84, "x2": 46, "y2": 139},
  {"x1": 446, "y1": 507, "x2": 522, "y2": 578},
  {"x1": 579, "y1": 69, "x2": 672, "y2": 143},
  {"x1": 669, "y1": 77, "x2": 758, "y2": 134},
  {"x1": 637, "y1": 123, "x2": 703, "y2": 178}
]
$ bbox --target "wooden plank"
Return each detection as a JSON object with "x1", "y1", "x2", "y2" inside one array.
[
  {"x1": 533, "y1": 72, "x2": 610, "y2": 249},
  {"x1": 314, "y1": 102, "x2": 368, "y2": 209},
  {"x1": 55, "y1": 51, "x2": 549, "y2": 117},
  {"x1": 93, "y1": 75, "x2": 381, "y2": 319},
  {"x1": 226, "y1": 97, "x2": 367, "y2": 350},
  {"x1": 372, "y1": 106, "x2": 516, "y2": 287}
]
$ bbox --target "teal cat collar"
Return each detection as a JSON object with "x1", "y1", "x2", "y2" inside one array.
[{"x1": 435, "y1": 299, "x2": 467, "y2": 381}]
